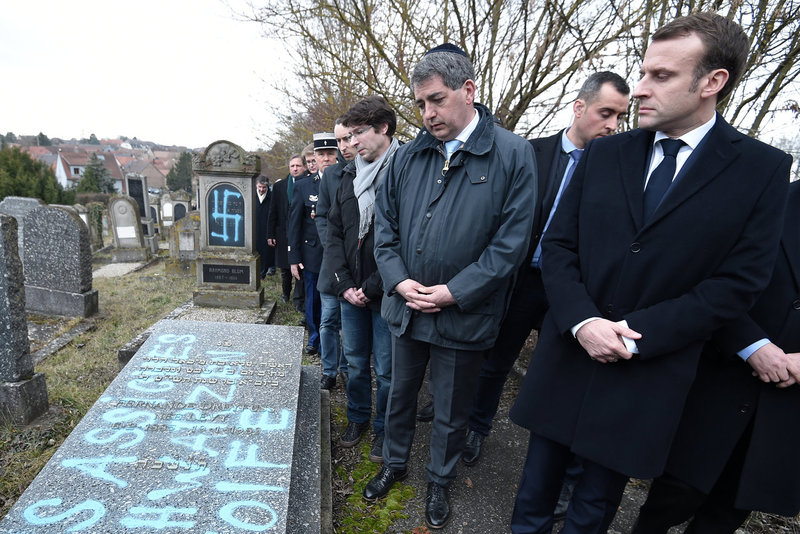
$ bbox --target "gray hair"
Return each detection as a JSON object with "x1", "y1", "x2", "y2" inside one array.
[{"x1": 411, "y1": 51, "x2": 475, "y2": 90}]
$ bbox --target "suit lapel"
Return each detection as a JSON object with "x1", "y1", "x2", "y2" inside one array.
[
  {"x1": 644, "y1": 118, "x2": 740, "y2": 228},
  {"x1": 618, "y1": 130, "x2": 653, "y2": 231}
]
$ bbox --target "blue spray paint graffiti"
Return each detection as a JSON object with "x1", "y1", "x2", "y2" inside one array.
[
  {"x1": 208, "y1": 185, "x2": 245, "y2": 247},
  {"x1": 23, "y1": 499, "x2": 105, "y2": 532}
]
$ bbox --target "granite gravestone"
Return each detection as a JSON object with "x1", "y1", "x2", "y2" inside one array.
[
  {"x1": 0, "y1": 215, "x2": 49, "y2": 424},
  {"x1": 0, "y1": 196, "x2": 46, "y2": 264},
  {"x1": 165, "y1": 211, "x2": 201, "y2": 276},
  {"x1": 110, "y1": 196, "x2": 151, "y2": 263},
  {"x1": 23, "y1": 206, "x2": 98, "y2": 317},
  {"x1": 0, "y1": 320, "x2": 322, "y2": 533},
  {"x1": 125, "y1": 174, "x2": 157, "y2": 254},
  {"x1": 193, "y1": 141, "x2": 263, "y2": 308}
]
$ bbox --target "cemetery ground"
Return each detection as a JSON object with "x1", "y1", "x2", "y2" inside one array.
[{"x1": 1, "y1": 256, "x2": 799, "y2": 533}]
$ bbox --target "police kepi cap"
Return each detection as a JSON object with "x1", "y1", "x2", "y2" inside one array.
[{"x1": 313, "y1": 132, "x2": 337, "y2": 150}]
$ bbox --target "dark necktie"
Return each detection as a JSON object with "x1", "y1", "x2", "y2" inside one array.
[{"x1": 643, "y1": 138, "x2": 684, "y2": 220}]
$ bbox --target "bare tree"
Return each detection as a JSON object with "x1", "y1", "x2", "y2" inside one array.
[{"x1": 242, "y1": 0, "x2": 800, "y2": 144}]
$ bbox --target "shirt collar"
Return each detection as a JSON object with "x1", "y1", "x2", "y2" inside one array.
[
  {"x1": 653, "y1": 114, "x2": 716, "y2": 150},
  {"x1": 453, "y1": 107, "x2": 480, "y2": 145},
  {"x1": 561, "y1": 128, "x2": 580, "y2": 154}
]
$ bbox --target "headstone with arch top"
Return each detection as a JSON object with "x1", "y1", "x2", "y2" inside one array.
[{"x1": 192, "y1": 140, "x2": 264, "y2": 308}]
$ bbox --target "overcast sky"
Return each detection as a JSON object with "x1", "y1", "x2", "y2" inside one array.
[{"x1": 0, "y1": 0, "x2": 283, "y2": 151}]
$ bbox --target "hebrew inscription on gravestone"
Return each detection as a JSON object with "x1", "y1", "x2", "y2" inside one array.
[{"x1": 0, "y1": 320, "x2": 304, "y2": 533}]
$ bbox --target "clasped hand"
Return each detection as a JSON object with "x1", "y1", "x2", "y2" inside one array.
[{"x1": 394, "y1": 279, "x2": 455, "y2": 313}]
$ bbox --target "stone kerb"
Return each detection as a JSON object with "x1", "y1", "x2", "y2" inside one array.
[
  {"x1": 0, "y1": 196, "x2": 46, "y2": 264},
  {"x1": 0, "y1": 214, "x2": 49, "y2": 425},
  {"x1": 22, "y1": 206, "x2": 98, "y2": 317},
  {"x1": 0, "y1": 320, "x2": 310, "y2": 533},
  {"x1": 109, "y1": 195, "x2": 151, "y2": 263}
]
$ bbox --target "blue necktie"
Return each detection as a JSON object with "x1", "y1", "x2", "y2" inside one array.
[
  {"x1": 532, "y1": 148, "x2": 583, "y2": 268},
  {"x1": 643, "y1": 138, "x2": 684, "y2": 220},
  {"x1": 444, "y1": 139, "x2": 461, "y2": 159}
]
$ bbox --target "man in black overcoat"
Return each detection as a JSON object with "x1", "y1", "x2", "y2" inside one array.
[
  {"x1": 255, "y1": 175, "x2": 275, "y2": 278},
  {"x1": 508, "y1": 13, "x2": 791, "y2": 533},
  {"x1": 462, "y1": 73, "x2": 630, "y2": 510},
  {"x1": 267, "y1": 155, "x2": 306, "y2": 307},
  {"x1": 632, "y1": 179, "x2": 800, "y2": 533}
]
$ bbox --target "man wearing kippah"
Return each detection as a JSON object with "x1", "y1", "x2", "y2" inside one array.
[{"x1": 368, "y1": 43, "x2": 536, "y2": 529}]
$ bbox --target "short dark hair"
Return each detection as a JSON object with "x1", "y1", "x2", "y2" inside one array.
[
  {"x1": 411, "y1": 50, "x2": 475, "y2": 90},
  {"x1": 288, "y1": 154, "x2": 303, "y2": 165},
  {"x1": 652, "y1": 12, "x2": 749, "y2": 102},
  {"x1": 257, "y1": 175, "x2": 268, "y2": 185},
  {"x1": 577, "y1": 72, "x2": 630, "y2": 103},
  {"x1": 341, "y1": 95, "x2": 397, "y2": 138}
]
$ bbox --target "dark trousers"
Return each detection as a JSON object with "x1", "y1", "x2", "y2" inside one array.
[
  {"x1": 470, "y1": 267, "x2": 548, "y2": 437},
  {"x1": 280, "y1": 268, "x2": 304, "y2": 309},
  {"x1": 303, "y1": 271, "x2": 321, "y2": 349},
  {"x1": 633, "y1": 425, "x2": 753, "y2": 534},
  {"x1": 511, "y1": 433, "x2": 628, "y2": 534},
  {"x1": 383, "y1": 333, "x2": 484, "y2": 486}
]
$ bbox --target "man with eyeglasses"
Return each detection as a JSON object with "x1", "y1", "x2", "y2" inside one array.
[
  {"x1": 315, "y1": 117, "x2": 356, "y2": 390},
  {"x1": 325, "y1": 96, "x2": 400, "y2": 463}
]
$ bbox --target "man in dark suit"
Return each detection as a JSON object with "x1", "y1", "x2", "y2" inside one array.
[
  {"x1": 632, "y1": 179, "x2": 800, "y2": 533},
  {"x1": 255, "y1": 175, "x2": 275, "y2": 279},
  {"x1": 289, "y1": 133, "x2": 338, "y2": 355},
  {"x1": 268, "y1": 155, "x2": 307, "y2": 308},
  {"x1": 509, "y1": 12, "x2": 791, "y2": 533},
  {"x1": 462, "y1": 72, "x2": 630, "y2": 484}
]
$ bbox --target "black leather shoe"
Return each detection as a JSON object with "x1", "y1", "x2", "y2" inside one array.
[
  {"x1": 338, "y1": 421, "x2": 369, "y2": 448},
  {"x1": 369, "y1": 434, "x2": 384, "y2": 463},
  {"x1": 461, "y1": 430, "x2": 484, "y2": 466},
  {"x1": 281, "y1": 294, "x2": 289, "y2": 303},
  {"x1": 266, "y1": 267, "x2": 276, "y2": 276},
  {"x1": 304, "y1": 344, "x2": 318, "y2": 355},
  {"x1": 363, "y1": 465, "x2": 408, "y2": 501},
  {"x1": 425, "y1": 482, "x2": 450, "y2": 529},
  {"x1": 320, "y1": 374, "x2": 336, "y2": 390},
  {"x1": 416, "y1": 401, "x2": 434, "y2": 422}
]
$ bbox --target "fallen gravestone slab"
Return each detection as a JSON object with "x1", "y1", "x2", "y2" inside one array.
[{"x1": 0, "y1": 320, "x2": 324, "y2": 533}]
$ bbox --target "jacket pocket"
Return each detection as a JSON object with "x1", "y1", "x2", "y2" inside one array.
[
  {"x1": 381, "y1": 294, "x2": 406, "y2": 329},
  {"x1": 435, "y1": 307, "x2": 497, "y2": 344}
]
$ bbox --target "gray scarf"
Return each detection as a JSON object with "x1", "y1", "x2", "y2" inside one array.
[{"x1": 353, "y1": 137, "x2": 400, "y2": 240}]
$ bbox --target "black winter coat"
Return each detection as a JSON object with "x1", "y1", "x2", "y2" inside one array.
[{"x1": 324, "y1": 161, "x2": 383, "y2": 311}]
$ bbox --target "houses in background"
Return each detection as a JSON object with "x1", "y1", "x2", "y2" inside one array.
[{"x1": 16, "y1": 139, "x2": 186, "y2": 193}]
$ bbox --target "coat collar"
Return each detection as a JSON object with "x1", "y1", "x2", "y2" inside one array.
[
  {"x1": 408, "y1": 102, "x2": 497, "y2": 157},
  {"x1": 620, "y1": 113, "x2": 742, "y2": 230},
  {"x1": 782, "y1": 180, "x2": 800, "y2": 288}
]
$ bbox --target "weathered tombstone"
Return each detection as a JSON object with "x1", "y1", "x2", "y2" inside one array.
[
  {"x1": 86, "y1": 202, "x2": 105, "y2": 251},
  {"x1": 73, "y1": 204, "x2": 90, "y2": 228},
  {"x1": 165, "y1": 211, "x2": 201, "y2": 276},
  {"x1": 0, "y1": 215, "x2": 49, "y2": 425},
  {"x1": 125, "y1": 173, "x2": 157, "y2": 254},
  {"x1": 23, "y1": 206, "x2": 98, "y2": 317},
  {"x1": 148, "y1": 193, "x2": 162, "y2": 237},
  {"x1": 160, "y1": 192, "x2": 174, "y2": 230},
  {"x1": 171, "y1": 191, "x2": 191, "y2": 223},
  {"x1": 0, "y1": 320, "x2": 324, "y2": 533},
  {"x1": 109, "y1": 196, "x2": 152, "y2": 263},
  {"x1": 192, "y1": 140, "x2": 264, "y2": 308},
  {"x1": 0, "y1": 196, "x2": 46, "y2": 264}
]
